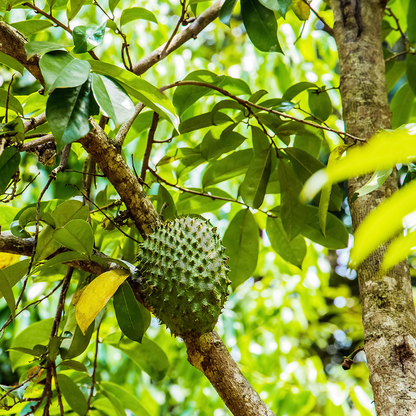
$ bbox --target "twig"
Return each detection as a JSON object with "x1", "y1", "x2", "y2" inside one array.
[
  {"x1": 385, "y1": 50, "x2": 416, "y2": 62},
  {"x1": 148, "y1": 167, "x2": 276, "y2": 218},
  {"x1": 20, "y1": 135, "x2": 55, "y2": 152},
  {"x1": 87, "y1": 321, "x2": 101, "y2": 411},
  {"x1": 0, "y1": 366, "x2": 42, "y2": 402},
  {"x1": 113, "y1": 102, "x2": 145, "y2": 148},
  {"x1": 90, "y1": 200, "x2": 122, "y2": 213},
  {"x1": 301, "y1": 0, "x2": 334, "y2": 37},
  {"x1": 83, "y1": 158, "x2": 96, "y2": 208},
  {"x1": 24, "y1": 113, "x2": 47, "y2": 133},
  {"x1": 141, "y1": 112, "x2": 160, "y2": 182},
  {"x1": 385, "y1": 7, "x2": 407, "y2": 46},
  {"x1": 51, "y1": 364, "x2": 64, "y2": 416},
  {"x1": 72, "y1": 185, "x2": 141, "y2": 244},
  {"x1": 160, "y1": 80, "x2": 365, "y2": 142},
  {"x1": 66, "y1": 169, "x2": 104, "y2": 177},
  {"x1": 161, "y1": 0, "x2": 188, "y2": 57},
  {"x1": 342, "y1": 346, "x2": 365, "y2": 370},
  {"x1": 5, "y1": 74, "x2": 15, "y2": 123}
]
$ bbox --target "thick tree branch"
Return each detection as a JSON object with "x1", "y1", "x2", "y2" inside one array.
[{"x1": 132, "y1": 0, "x2": 225, "y2": 75}]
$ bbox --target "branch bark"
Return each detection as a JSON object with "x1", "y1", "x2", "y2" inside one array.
[{"x1": 331, "y1": 0, "x2": 416, "y2": 414}]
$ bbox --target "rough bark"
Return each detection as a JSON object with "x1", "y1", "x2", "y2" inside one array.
[
  {"x1": 0, "y1": 10, "x2": 274, "y2": 415},
  {"x1": 331, "y1": 0, "x2": 416, "y2": 414}
]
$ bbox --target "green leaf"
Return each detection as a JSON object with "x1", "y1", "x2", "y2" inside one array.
[
  {"x1": 240, "y1": 147, "x2": 272, "y2": 208},
  {"x1": 60, "y1": 305, "x2": 95, "y2": 360},
  {"x1": 0, "y1": 89, "x2": 23, "y2": 115},
  {"x1": 51, "y1": 199, "x2": 89, "y2": 228},
  {"x1": 113, "y1": 281, "x2": 145, "y2": 343},
  {"x1": 279, "y1": 159, "x2": 307, "y2": 240},
  {"x1": 408, "y1": 0, "x2": 416, "y2": 44},
  {"x1": 10, "y1": 318, "x2": 53, "y2": 370},
  {"x1": 0, "y1": 205, "x2": 19, "y2": 230},
  {"x1": 282, "y1": 82, "x2": 317, "y2": 101},
  {"x1": 0, "y1": 260, "x2": 29, "y2": 301},
  {"x1": 99, "y1": 382, "x2": 151, "y2": 416},
  {"x1": 25, "y1": 41, "x2": 69, "y2": 59},
  {"x1": 10, "y1": 220, "x2": 31, "y2": 238},
  {"x1": 219, "y1": 0, "x2": 238, "y2": 27},
  {"x1": 67, "y1": 0, "x2": 87, "y2": 21},
  {"x1": 59, "y1": 360, "x2": 88, "y2": 372},
  {"x1": 105, "y1": 337, "x2": 169, "y2": 381},
  {"x1": 73, "y1": 22, "x2": 107, "y2": 53},
  {"x1": 54, "y1": 219, "x2": 94, "y2": 255},
  {"x1": 0, "y1": 51, "x2": 24, "y2": 74},
  {"x1": 36, "y1": 224, "x2": 62, "y2": 260},
  {"x1": 57, "y1": 374, "x2": 88, "y2": 416},
  {"x1": 157, "y1": 147, "x2": 202, "y2": 166},
  {"x1": 252, "y1": 125, "x2": 270, "y2": 155},
  {"x1": 391, "y1": 82, "x2": 415, "y2": 128},
  {"x1": 89, "y1": 60, "x2": 179, "y2": 130},
  {"x1": 349, "y1": 387, "x2": 373, "y2": 416},
  {"x1": 46, "y1": 75, "x2": 99, "y2": 146},
  {"x1": 350, "y1": 179, "x2": 416, "y2": 268},
  {"x1": 40, "y1": 51, "x2": 91, "y2": 94},
  {"x1": 91, "y1": 74, "x2": 135, "y2": 126},
  {"x1": 202, "y1": 148, "x2": 253, "y2": 187},
  {"x1": 301, "y1": 206, "x2": 348, "y2": 249},
  {"x1": 223, "y1": 209, "x2": 259, "y2": 288},
  {"x1": 176, "y1": 187, "x2": 233, "y2": 215},
  {"x1": 200, "y1": 126, "x2": 245, "y2": 160},
  {"x1": 109, "y1": 0, "x2": 119, "y2": 13},
  {"x1": 39, "y1": 251, "x2": 89, "y2": 272},
  {"x1": 179, "y1": 112, "x2": 233, "y2": 134},
  {"x1": 407, "y1": 54, "x2": 416, "y2": 96},
  {"x1": 0, "y1": 147, "x2": 20, "y2": 193},
  {"x1": 120, "y1": 7, "x2": 158, "y2": 26},
  {"x1": 157, "y1": 185, "x2": 176, "y2": 220},
  {"x1": 0, "y1": 268, "x2": 15, "y2": 317},
  {"x1": 8, "y1": 345, "x2": 47, "y2": 357},
  {"x1": 277, "y1": 0, "x2": 292, "y2": 15},
  {"x1": 381, "y1": 229, "x2": 416, "y2": 272},
  {"x1": 241, "y1": 0, "x2": 283, "y2": 53},
  {"x1": 18, "y1": 207, "x2": 55, "y2": 229},
  {"x1": 308, "y1": 89, "x2": 332, "y2": 121},
  {"x1": 266, "y1": 215, "x2": 306, "y2": 268},
  {"x1": 102, "y1": 390, "x2": 127, "y2": 416},
  {"x1": 210, "y1": 100, "x2": 246, "y2": 124},
  {"x1": 386, "y1": 60, "x2": 406, "y2": 92},
  {"x1": 10, "y1": 20, "x2": 53, "y2": 36}
]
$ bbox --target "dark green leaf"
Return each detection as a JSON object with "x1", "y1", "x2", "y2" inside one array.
[
  {"x1": 252, "y1": 125, "x2": 270, "y2": 155},
  {"x1": 202, "y1": 148, "x2": 253, "y2": 187},
  {"x1": 59, "y1": 360, "x2": 88, "y2": 372},
  {"x1": 308, "y1": 89, "x2": 332, "y2": 121},
  {"x1": 293, "y1": 134, "x2": 321, "y2": 158},
  {"x1": 210, "y1": 100, "x2": 246, "y2": 123},
  {"x1": 120, "y1": 7, "x2": 158, "y2": 26},
  {"x1": 282, "y1": 82, "x2": 317, "y2": 101},
  {"x1": 0, "y1": 90, "x2": 23, "y2": 115},
  {"x1": 157, "y1": 185, "x2": 176, "y2": 220},
  {"x1": 279, "y1": 159, "x2": 307, "y2": 240},
  {"x1": 240, "y1": 147, "x2": 272, "y2": 208},
  {"x1": 258, "y1": 98, "x2": 297, "y2": 112},
  {"x1": 24, "y1": 41, "x2": 69, "y2": 59},
  {"x1": 51, "y1": 199, "x2": 89, "y2": 228},
  {"x1": 277, "y1": 0, "x2": 292, "y2": 16},
  {"x1": 241, "y1": 0, "x2": 283, "y2": 53},
  {"x1": 0, "y1": 51, "x2": 24, "y2": 74},
  {"x1": 57, "y1": 374, "x2": 88, "y2": 416},
  {"x1": 91, "y1": 74, "x2": 135, "y2": 126},
  {"x1": 176, "y1": 187, "x2": 233, "y2": 215},
  {"x1": 301, "y1": 206, "x2": 348, "y2": 249},
  {"x1": 73, "y1": 22, "x2": 107, "y2": 53},
  {"x1": 256, "y1": 114, "x2": 285, "y2": 140},
  {"x1": 391, "y1": 82, "x2": 415, "y2": 128},
  {"x1": 19, "y1": 207, "x2": 55, "y2": 229},
  {"x1": 179, "y1": 112, "x2": 233, "y2": 134},
  {"x1": 54, "y1": 219, "x2": 94, "y2": 255},
  {"x1": 157, "y1": 147, "x2": 202, "y2": 166},
  {"x1": 219, "y1": 0, "x2": 238, "y2": 27},
  {"x1": 258, "y1": 0, "x2": 280, "y2": 11},
  {"x1": 223, "y1": 209, "x2": 259, "y2": 288},
  {"x1": 10, "y1": 220, "x2": 30, "y2": 238},
  {"x1": 8, "y1": 345, "x2": 47, "y2": 357},
  {"x1": 0, "y1": 147, "x2": 20, "y2": 193},
  {"x1": 386, "y1": 60, "x2": 406, "y2": 92},
  {"x1": 40, "y1": 51, "x2": 91, "y2": 94},
  {"x1": 215, "y1": 76, "x2": 252, "y2": 96},
  {"x1": 11, "y1": 20, "x2": 53, "y2": 36},
  {"x1": 408, "y1": 0, "x2": 416, "y2": 44},
  {"x1": 407, "y1": 54, "x2": 416, "y2": 96},
  {"x1": 249, "y1": 89, "x2": 268, "y2": 103},
  {"x1": 46, "y1": 75, "x2": 99, "y2": 146},
  {"x1": 109, "y1": 0, "x2": 119, "y2": 13},
  {"x1": 266, "y1": 215, "x2": 306, "y2": 268},
  {"x1": 114, "y1": 281, "x2": 146, "y2": 343},
  {"x1": 201, "y1": 126, "x2": 246, "y2": 160}
]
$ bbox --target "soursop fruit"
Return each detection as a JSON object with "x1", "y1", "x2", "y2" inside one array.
[{"x1": 134, "y1": 216, "x2": 230, "y2": 337}]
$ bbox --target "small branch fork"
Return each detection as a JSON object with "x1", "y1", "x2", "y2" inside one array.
[
  {"x1": 301, "y1": 0, "x2": 334, "y2": 37},
  {"x1": 160, "y1": 80, "x2": 364, "y2": 143},
  {"x1": 385, "y1": 6, "x2": 407, "y2": 47}
]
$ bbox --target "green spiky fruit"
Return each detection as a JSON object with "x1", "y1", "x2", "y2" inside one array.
[{"x1": 134, "y1": 216, "x2": 230, "y2": 337}]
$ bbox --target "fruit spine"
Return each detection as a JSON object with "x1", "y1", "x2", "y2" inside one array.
[{"x1": 135, "y1": 216, "x2": 230, "y2": 337}]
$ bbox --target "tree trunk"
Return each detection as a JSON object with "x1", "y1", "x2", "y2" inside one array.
[{"x1": 331, "y1": 0, "x2": 416, "y2": 414}]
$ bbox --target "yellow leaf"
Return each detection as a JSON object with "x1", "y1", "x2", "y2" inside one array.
[
  {"x1": 76, "y1": 269, "x2": 130, "y2": 334},
  {"x1": 0, "y1": 253, "x2": 21, "y2": 269},
  {"x1": 302, "y1": 128, "x2": 416, "y2": 201},
  {"x1": 292, "y1": 0, "x2": 310, "y2": 20},
  {"x1": 381, "y1": 229, "x2": 416, "y2": 272},
  {"x1": 349, "y1": 179, "x2": 416, "y2": 268}
]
